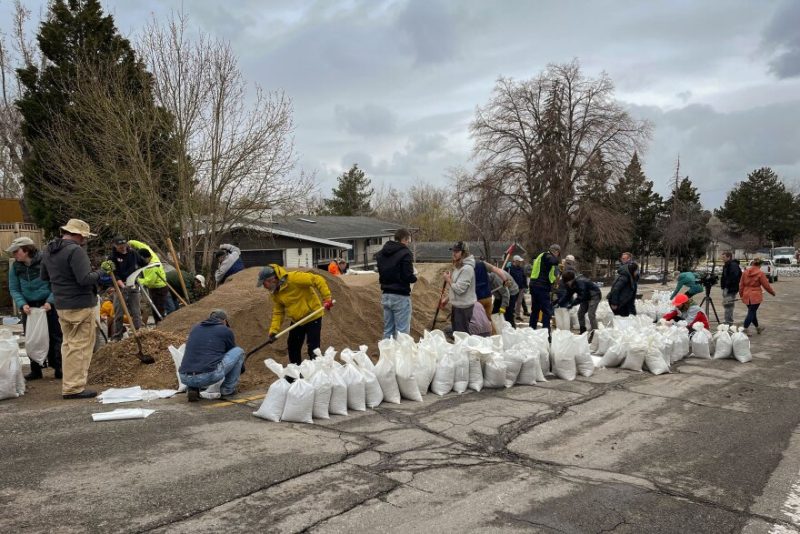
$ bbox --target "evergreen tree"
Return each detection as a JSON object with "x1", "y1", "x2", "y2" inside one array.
[
  {"x1": 662, "y1": 176, "x2": 710, "y2": 268},
  {"x1": 16, "y1": 0, "x2": 180, "y2": 235},
  {"x1": 612, "y1": 152, "x2": 663, "y2": 260},
  {"x1": 716, "y1": 167, "x2": 800, "y2": 246},
  {"x1": 324, "y1": 164, "x2": 374, "y2": 216}
]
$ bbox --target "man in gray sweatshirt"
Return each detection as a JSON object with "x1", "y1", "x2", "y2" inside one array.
[{"x1": 40, "y1": 219, "x2": 104, "y2": 399}]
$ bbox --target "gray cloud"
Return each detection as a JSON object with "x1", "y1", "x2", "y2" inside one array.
[
  {"x1": 762, "y1": 0, "x2": 800, "y2": 78},
  {"x1": 395, "y1": 0, "x2": 457, "y2": 65},
  {"x1": 334, "y1": 104, "x2": 398, "y2": 137}
]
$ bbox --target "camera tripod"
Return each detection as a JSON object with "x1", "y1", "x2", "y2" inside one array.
[{"x1": 699, "y1": 283, "x2": 720, "y2": 324}]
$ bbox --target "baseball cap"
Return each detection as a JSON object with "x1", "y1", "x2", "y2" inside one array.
[
  {"x1": 512, "y1": 255, "x2": 523, "y2": 262},
  {"x1": 5, "y1": 236, "x2": 34, "y2": 253},
  {"x1": 209, "y1": 309, "x2": 228, "y2": 322},
  {"x1": 194, "y1": 274, "x2": 206, "y2": 288},
  {"x1": 112, "y1": 235, "x2": 127, "y2": 245},
  {"x1": 450, "y1": 241, "x2": 468, "y2": 253},
  {"x1": 256, "y1": 265, "x2": 277, "y2": 287}
]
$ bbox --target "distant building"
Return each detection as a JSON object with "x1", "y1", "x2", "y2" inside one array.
[{"x1": 208, "y1": 215, "x2": 405, "y2": 269}]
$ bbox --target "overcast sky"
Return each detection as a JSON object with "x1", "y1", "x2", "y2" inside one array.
[{"x1": 13, "y1": 0, "x2": 800, "y2": 208}]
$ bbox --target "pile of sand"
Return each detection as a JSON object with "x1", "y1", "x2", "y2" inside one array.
[
  {"x1": 87, "y1": 265, "x2": 451, "y2": 391},
  {"x1": 88, "y1": 330, "x2": 187, "y2": 389}
]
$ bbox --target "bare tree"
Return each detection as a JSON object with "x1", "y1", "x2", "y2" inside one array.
[
  {"x1": 373, "y1": 181, "x2": 461, "y2": 242},
  {"x1": 469, "y1": 60, "x2": 651, "y2": 251},
  {"x1": 140, "y1": 12, "x2": 314, "y2": 271}
]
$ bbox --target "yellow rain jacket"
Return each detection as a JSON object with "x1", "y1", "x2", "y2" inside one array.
[
  {"x1": 268, "y1": 264, "x2": 332, "y2": 335},
  {"x1": 127, "y1": 240, "x2": 167, "y2": 289}
]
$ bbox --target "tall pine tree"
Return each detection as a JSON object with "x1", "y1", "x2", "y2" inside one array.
[
  {"x1": 716, "y1": 167, "x2": 800, "y2": 246},
  {"x1": 661, "y1": 176, "x2": 710, "y2": 269},
  {"x1": 612, "y1": 152, "x2": 663, "y2": 262},
  {"x1": 324, "y1": 164, "x2": 374, "y2": 216},
  {"x1": 16, "y1": 0, "x2": 180, "y2": 235}
]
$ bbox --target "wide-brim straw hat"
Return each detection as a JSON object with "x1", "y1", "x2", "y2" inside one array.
[{"x1": 60, "y1": 219, "x2": 96, "y2": 238}]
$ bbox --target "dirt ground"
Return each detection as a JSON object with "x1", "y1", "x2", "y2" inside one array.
[{"x1": 86, "y1": 265, "x2": 452, "y2": 391}]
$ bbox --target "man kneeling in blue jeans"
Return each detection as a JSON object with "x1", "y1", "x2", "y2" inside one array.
[{"x1": 179, "y1": 309, "x2": 244, "y2": 402}]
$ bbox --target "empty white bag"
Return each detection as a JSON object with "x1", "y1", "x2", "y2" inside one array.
[
  {"x1": 25, "y1": 307, "x2": 49, "y2": 366},
  {"x1": 168, "y1": 344, "x2": 188, "y2": 393}
]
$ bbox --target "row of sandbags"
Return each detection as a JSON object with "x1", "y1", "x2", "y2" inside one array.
[
  {"x1": 253, "y1": 327, "x2": 560, "y2": 424},
  {"x1": 591, "y1": 316, "x2": 752, "y2": 376},
  {"x1": 0, "y1": 338, "x2": 25, "y2": 401}
]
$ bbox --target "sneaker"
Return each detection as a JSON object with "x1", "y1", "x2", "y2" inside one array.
[
  {"x1": 187, "y1": 387, "x2": 200, "y2": 402},
  {"x1": 63, "y1": 390, "x2": 97, "y2": 399}
]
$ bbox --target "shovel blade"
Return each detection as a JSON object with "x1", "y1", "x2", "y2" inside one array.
[{"x1": 137, "y1": 353, "x2": 155, "y2": 365}]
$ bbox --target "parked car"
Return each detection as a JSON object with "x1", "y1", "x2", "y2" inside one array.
[{"x1": 760, "y1": 259, "x2": 778, "y2": 283}]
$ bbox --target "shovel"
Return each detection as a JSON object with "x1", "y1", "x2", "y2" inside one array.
[
  {"x1": 109, "y1": 272, "x2": 155, "y2": 364},
  {"x1": 431, "y1": 280, "x2": 448, "y2": 330},
  {"x1": 244, "y1": 302, "x2": 332, "y2": 363}
]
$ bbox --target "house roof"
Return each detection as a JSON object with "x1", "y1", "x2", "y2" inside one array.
[
  {"x1": 413, "y1": 241, "x2": 527, "y2": 262},
  {"x1": 268, "y1": 215, "x2": 405, "y2": 240}
]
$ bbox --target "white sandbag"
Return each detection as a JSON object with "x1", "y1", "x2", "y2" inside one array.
[
  {"x1": 502, "y1": 350, "x2": 524, "y2": 387},
  {"x1": 168, "y1": 344, "x2": 188, "y2": 393},
  {"x1": 599, "y1": 341, "x2": 626, "y2": 368},
  {"x1": 327, "y1": 366, "x2": 349, "y2": 416},
  {"x1": 349, "y1": 347, "x2": 384, "y2": 408},
  {"x1": 672, "y1": 325, "x2": 691, "y2": 362},
  {"x1": 516, "y1": 346, "x2": 546, "y2": 385},
  {"x1": 339, "y1": 360, "x2": 366, "y2": 411},
  {"x1": 621, "y1": 341, "x2": 647, "y2": 371},
  {"x1": 644, "y1": 345, "x2": 670, "y2": 375},
  {"x1": 595, "y1": 327, "x2": 615, "y2": 356},
  {"x1": 25, "y1": 307, "x2": 49, "y2": 366},
  {"x1": 596, "y1": 300, "x2": 614, "y2": 327},
  {"x1": 574, "y1": 333, "x2": 594, "y2": 377},
  {"x1": 431, "y1": 351, "x2": 455, "y2": 396},
  {"x1": 712, "y1": 325, "x2": 734, "y2": 360},
  {"x1": 308, "y1": 371, "x2": 332, "y2": 419},
  {"x1": 375, "y1": 339, "x2": 401, "y2": 404},
  {"x1": 550, "y1": 330, "x2": 577, "y2": 381},
  {"x1": 451, "y1": 348, "x2": 470, "y2": 393},
  {"x1": 281, "y1": 374, "x2": 315, "y2": 424},
  {"x1": 395, "y1": 343, "x2": 423, "y2": 401},
  {"x1": 467, "y1": 350, "x2": 484, "y2": 392},
  {"x1": 253, "y1": 359, "x2": 291, "y2": 422},
  {"x1": 0, "y1": 339, "x2": 24, "y2": 400},
  {"x1": 521, "y1": 328, "x2": 551, "y2": 374},
  {"x1": 691, "y1": 323, "x2": 711, "y2": 359},
  {"x1": 731, "y1": 328, "x2": 752, "y2": 363},
  {"x1": 554, "y1": 307, "x2": 571, "y2": 331},
  {"x1": 570, "y1": 306, "x2": 580, "y2": 330},
  {"x1": 414, "y1": 345, "x2": 436, "y2": 396},
  {"x1": 482, "y1": 353, "x2": 508, "y2": 388}
]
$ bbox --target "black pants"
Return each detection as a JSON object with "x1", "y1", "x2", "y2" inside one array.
[
  {"x1": 21, "y1": 301, "x2": 63, "y2": 374},
  {"x1": 492, "y1": 294, "x2": 518, "y2": 328},
  {"x1": 287, "y1": 318, "x2": 322, "y2": 365},
  {"x1": 452, "y1": 305, "x2": 474, "y2": 334},
  {"x1": 148, "y1": 286, "x2": 170, "y2": 323}
]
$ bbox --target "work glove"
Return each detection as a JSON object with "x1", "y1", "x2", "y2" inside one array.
[
  {"x1": 499, "y1": 307, "x2": 506, "y2": 315},
  {"x1": 100, "y1": 260, "x2": 114, "y2": 274},
  {"x1": 323, "y1": 299, "x2": 334, "y2": 311}
]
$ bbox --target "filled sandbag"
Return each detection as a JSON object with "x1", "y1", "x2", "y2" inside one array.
[
  {"x1": 482, "y1": 353, "x2": 508, "y2": 389},
  {"x1": 731, "y1": 327, "x2": 752, "y2": 363},
  {"x1": 467, "y1": 350, "x2": 484, "y2": 392},
  {"x1": 375, "y1": 339, "x2": 401, "y2": 404},
  {"x1": 431, "y1": 350, "x2": 456, "y2": 396},
  {"x1": 550, "y1": 330, "x2": 578, "y2": 381},
  {"x1": 395, "y1": 343, "x2": 423, "y2": 401},
  {"x1": 712, "y1": 325, "x2": 734, "y2": 360},
  {"x1": 574, "y1": 333, "x2": 594, "y2": 377},
  {"x1": 451, "y1": 347, "x2": 470, "y2": 393},
  {"x1": 253, "y1": 359, "x2": 291, "y2": 422},
  {"x1": 621, "y1": 340, "x2": 647, "y2": 371},
  {"x1": 0, "y1": 339, "x2": 24, "y2": 400},
  {"x1": 502, "y1": 350, "x2": 525, "y2": 387},
  {"x1": 554, "y1": 307, "x2": 571, "y2": 331},
  {"x1": 339, "y1": 360, "x2": 366, "y2": 411},
  {"x1": 281, "y1": 372, "x2": 315, "y2": 424},
  {"x1": 644, "y1": 344, "x2": 670, "y2": 375},
  {"x1": 599, "y1": 341, "x2": 626, "y2": 368},
  {"x1": 349, "y1": 347, "x2": 384, "y2": 408},
  {"x1": 691, "y1": 323, "x2": 711, "y2": 359}
]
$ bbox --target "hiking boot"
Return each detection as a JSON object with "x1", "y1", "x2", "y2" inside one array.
[
  {"x1": 187, "y1": 387, "x2": 200, "y2": 402},
  {"x1": 63, "y1": 390, "x2": 97, "y2": 400},
  {"x1": 24, "y1": 370, "x2": 43, "y2": 381}
]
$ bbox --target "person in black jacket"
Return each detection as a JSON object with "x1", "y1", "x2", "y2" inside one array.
[
  {"x1": 376, "y1": 228, "x2": 417, "y2": 339},
  {"x1": 558, "y1": 271, "x2": 602, "y2": 335},
  {"x1": 607, "y1": 262, "x2": 638, "y2": 317},
  {"x1": 720, "y1": 251, "x2": 742, "y2": 324},
  {"x1": 108, "y1": 235, "x2": 147, "y2": 341}
]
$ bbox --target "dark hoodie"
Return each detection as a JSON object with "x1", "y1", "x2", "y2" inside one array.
[
  {"x1": 40, "y1": 238, "x2": 101, "y2": 310},
  {"x1": 607, "y1": 264, "x2": 637, "y2": 315},
  {"x1": 721, "y1": 259, "x2": 742, "y2": 293},
  {"x1": 376, "y1": 240, "x2": 417, "y2": 296},
  {"x1": 180, "y1": 319, "x2": 236, "y2": 374}
]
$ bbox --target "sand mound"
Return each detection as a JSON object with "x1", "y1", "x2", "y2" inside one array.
[
  {"x1": 87, "y1": 266, "x2": 448, "y2": 391},
  {"x1": 88, "y1": 330, "x2": 187, "y2": 389}
]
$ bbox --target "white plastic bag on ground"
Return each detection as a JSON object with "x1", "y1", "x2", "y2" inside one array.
[
  {"x1": 621, "y1": 340, "x2": 647, "y2": 371},
  {"x1": 0, "y1": 339, "x2": 24, "y2": 400},
  {"x1": 595, "y1": 326, "x2": 615, "y2": 356},
  {"x1": 673, "y1": 324, "x2": 691, "y2": 362},
  {"x1": 502, "y1": 349, "x2": 525, "y2": 387},
  {"x1": 550, "y1": 330, "x2": 577, "y2": 381},
  {"x1": 482, "y1": 353, "x2": 508, "y2": 388},
  {"x1": 574, "y1": 333, "x2": 594, "y2": 377},
  {"x1": 451, "y1": 347, "x2": 470, "y2": 393},
  {"x1": 515, "y1": 346, "x2": 546, "y2": 385},
  {"x1": 731, "y1": 328, "x2": 752, "y2": 363},
  {"x1": 431, "y1": 350, "x2": 455, "y2": 396},
  {"x1": 339, "y1": 357, "x2": 366, "y2": 411},
  {"x1": 281, "y1": 368, "x2": 315, "y2": 424},
  {"x1": 554, "y1": 307, "x2": 571, "y2": 331},
  {"x1": 467, "y1": 349, "x2": 484, "y2": 392},
  {"x1": 375, "y1": 339, "x2": 401, "y2": 404},
  {"x1": 691, "y1": 323, "x2": 711, "y2": 359},
  {"x1": 644, "y1": 344, "x2": 670, "y2": 375},
  {"x1": 25, "y1": 307, "x2": 49, "y2": 366},
  {"x1": 253, "y1": 359, "x2": 291, "y2": 422},
  {"x1": 394, "y1": 341, "x2": 422, "y2": 401},
  {"x1": 168, "y1": 344, "x2": 188, "y2": 393},
  {"x1": 599, "y1": 341, "x2": 626, "y2": 368},
  {"x1": 713, "y1": 325, "x2": 734, "y2": 360}
]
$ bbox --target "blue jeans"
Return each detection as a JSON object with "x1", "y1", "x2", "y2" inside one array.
[
  {"x1": 164, "y1": 294, "x2": 177, "y2": 316},
  {"x1": 529, "y1": 284, "x2": 554, "y2": 333},
  {"x1": 179, "y1": 347, "x2": 244, "y2": 396},
  {"x1": 382, "y1": 293, "x2": 412, "y2": 339},
  {"x1": 743, "y1": 303, "x2": 760, "y2": 329}
]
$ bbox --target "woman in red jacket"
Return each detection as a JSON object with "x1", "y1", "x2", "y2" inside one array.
[{"x1": 739, "y1": 258, "x2": 776, "y2": 334}]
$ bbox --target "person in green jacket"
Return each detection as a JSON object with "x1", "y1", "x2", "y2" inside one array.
[
  {"x1": 164, "y1": 269, "x2": 207, "y2": 314},
  {"x1": 670, "y1": 270, "x2": 703, "y2": 299},
  {"x1": 6, "y1": 237, "x2": 63, "y2": 380},
  {"x1": 127, "y1": 240, "x2": 169, "y2": 323}
]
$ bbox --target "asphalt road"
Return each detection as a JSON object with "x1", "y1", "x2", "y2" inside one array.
[{"x1": 1, "y1": 281, "x2": 799, "y2": 533}]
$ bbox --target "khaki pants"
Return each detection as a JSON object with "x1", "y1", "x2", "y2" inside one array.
[
  {"x1": 479, "y1": 297, "x2": 495, "y2": 335},
  {"x1": 58, "y1": 307, "x2": 96, "y2": 395}
]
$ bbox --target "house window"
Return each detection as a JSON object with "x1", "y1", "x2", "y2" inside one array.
[{"x1": 313, "y1": 247, "x2": 342, "y2": 263}]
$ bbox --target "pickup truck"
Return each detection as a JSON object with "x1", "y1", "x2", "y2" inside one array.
[{"x1": 761, "y1": 259, "x2": 778, "y2": 283}]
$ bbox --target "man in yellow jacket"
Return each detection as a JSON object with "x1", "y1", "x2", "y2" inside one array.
[
  {"x1": 257, "y1": 264, "x2": 333, "y2": 365},
  {"x1": 127, "y1": 239, "x2": 169, "y2": 323}
]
